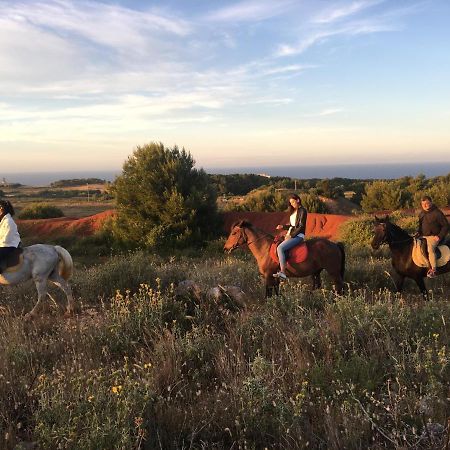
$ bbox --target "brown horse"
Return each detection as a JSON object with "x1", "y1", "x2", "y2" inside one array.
[
  {"x1": 223, "y1": 220, "x2": 345, "y2": 297},
  {"x1": 371, "y1": 216, "x2": 450, "y2": 299}
]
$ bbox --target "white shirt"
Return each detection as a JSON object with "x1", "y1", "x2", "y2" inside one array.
[
  {"x1": 0, "y1": 213, "x2": 21, "y2": 247},
  {"x1": 287, "y1": 210, "x2": 305, "y2": 239}
]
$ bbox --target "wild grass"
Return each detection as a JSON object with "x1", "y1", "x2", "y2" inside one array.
[{"x1": 0, "y1": 239, "x2": 449, "y2": 449}]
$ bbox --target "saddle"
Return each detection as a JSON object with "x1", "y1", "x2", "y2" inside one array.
[
  {"x1": 412, "y1": 238, "x2": 450, "y2": 268},
  {"x1": 269, "y1": 236, "x2": 308, "y2": 266},
  {"x1": 1, "y1": 247, "x2": 24, "y2": 274}
]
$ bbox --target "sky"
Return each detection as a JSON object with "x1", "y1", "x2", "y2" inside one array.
[{"x1": 1, "y1": 0, "x2": 450, "y2": 173}]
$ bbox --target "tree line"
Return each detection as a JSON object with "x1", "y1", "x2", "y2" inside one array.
[{"x1": 106, "y1": 142, "x2": 449, "y2": 251}]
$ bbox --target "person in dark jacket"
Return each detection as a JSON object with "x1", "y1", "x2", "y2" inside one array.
[
  {"x1": 418, "y1": 195, "x2": 449, "y2": 278},
  {"x1": 273, "y1": 194, "x2": 307, "y2": 280}
]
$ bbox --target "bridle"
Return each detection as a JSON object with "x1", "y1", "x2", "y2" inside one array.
[
  {"x1": 227, "y1": 226, "x2": 272, "y2": 252},
  {"x1": 374, "y1": 222, "x2": 412, "y2": 247}
]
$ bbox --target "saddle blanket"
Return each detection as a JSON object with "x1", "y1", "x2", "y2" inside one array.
[
  {"x1": 270, "y1": 241, "x2": 308, "y2": 265},
  {"x1": 412, "y1": 239, "x2": 450, "y2": 268}
]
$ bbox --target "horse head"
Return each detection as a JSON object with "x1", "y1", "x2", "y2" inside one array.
[
  {"x1": 223, "y1": 220, "x2": 252, "y2": 253},
  {"x1": 371, "y1": 215, "x2": 390, "y2": 249}
]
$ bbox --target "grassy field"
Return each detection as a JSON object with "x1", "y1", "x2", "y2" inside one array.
[
  {"x1": 0, "y1": 225, "x2": 449, "y2": 449},
  {"x1": 2, "y1": 183, "x2": 113, "y2": 218}
]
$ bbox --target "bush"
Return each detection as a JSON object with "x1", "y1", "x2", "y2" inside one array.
[
  {"x1": 18, "y1": 203, "x2": 64, "y2": 219},
  {"x1": 338, "y1": 215, "x2": 374, "y2": 248},
  {"x1": 110, "y1": 142, "x2": 219, "y2": 249}
]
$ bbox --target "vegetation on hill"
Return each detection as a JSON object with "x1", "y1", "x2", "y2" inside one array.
[
  {"x1": 18, "y1": 203, "x2": 64, "y2": 219},
  {"x1": 361, "y1": 174, "x2": 450, "y2": 212},
  {"x1": 50, "y1": 178, "x2": 107, "y2": 187},
  {"x1": 231, "y1": 186, "x2": 329, "y2": 213}
]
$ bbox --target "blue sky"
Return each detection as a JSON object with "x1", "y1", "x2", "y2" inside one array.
[{"x1": 1, "y1": 0, "x2": 449, "y2": 172}]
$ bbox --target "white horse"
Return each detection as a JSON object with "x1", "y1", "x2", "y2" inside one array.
[{"x1": 0, "y1": 244, "x2": 74, "y2": 320}]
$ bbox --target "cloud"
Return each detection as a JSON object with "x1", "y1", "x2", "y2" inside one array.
[
  {"x1": 276, "y1": 17, "x2": 398, "y2": 57},
  {"x1": 205, "y1": 0, "x2": 295, "y2": 23},
  {"x1": 312, "y1": 0, "x2": 385, "y2": 24}
]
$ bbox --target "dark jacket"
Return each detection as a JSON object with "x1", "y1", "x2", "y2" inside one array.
[
  {"x1": 418, "y1": 205, "x2": 449, "y2": 242},
  {"x1": 283, "y1": 206, "x2": 308, "y2": 237}
]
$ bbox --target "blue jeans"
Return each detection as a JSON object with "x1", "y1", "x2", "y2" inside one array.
[{"x1": 276, "y1": 236, "x2": 304, "y2": 270}]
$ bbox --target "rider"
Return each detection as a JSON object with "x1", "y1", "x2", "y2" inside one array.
[
  {"x1": 0, "y1": 200, "x2": 21, "y2": 274},
  {"x1": 273, "y1": 194, "x2": 307, "y2": 280},
  {"x1": 418, "y1": 195, "x2": 449, "y2": 278}
]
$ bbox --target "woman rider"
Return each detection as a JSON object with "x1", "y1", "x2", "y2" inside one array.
[
  {"x1": 0, "y1": 200, "x2": 21, "y2": 273},
  {"x1": 273, "y1": 194, "x2": 307, "y2": 280}
]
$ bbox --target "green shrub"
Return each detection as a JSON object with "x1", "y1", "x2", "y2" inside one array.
[
  {"x1": 18, "y1": 203, "x2": 64, "y2": 219},
  {"x1": 338, "y1": 215, "x2": 374, "y2": 248}
]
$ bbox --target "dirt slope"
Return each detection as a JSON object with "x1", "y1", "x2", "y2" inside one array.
[
  {"x1": 17, "y1": 210, "x2": 115, "y2": 238},
  {"x1": 17, "y1": 209, "x2": 355, "y2": 241}
]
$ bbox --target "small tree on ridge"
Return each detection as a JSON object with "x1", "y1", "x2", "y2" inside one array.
[{"x1": 111, "y1": 142, "x2": 218, "y2": 248}]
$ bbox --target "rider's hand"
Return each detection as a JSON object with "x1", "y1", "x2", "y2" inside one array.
[
  {"x1": 276, "y1": 224, "x2": 283, "y2": 230},
  {"x1": 284, "y1": 234, "x2": 291, "y2": 241}
]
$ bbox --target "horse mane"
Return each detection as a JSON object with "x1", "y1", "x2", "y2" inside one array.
[
  {"x1": 231, "y1": 220, "x2": 252, "y2": 229},
  {"x1": 386, "y1": 220, "x2": 412, "y2": 242},
  {"x1": 231, "y1": 220, "x2": 275, "y2": 240}
]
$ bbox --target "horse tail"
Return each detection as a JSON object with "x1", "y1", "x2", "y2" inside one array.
[
  {"x1": 336, "y1": 242, "x2": 345, "y2": 280},
  {"x1": 54, "y1": 245, "x2": 73, "y2": 280}
]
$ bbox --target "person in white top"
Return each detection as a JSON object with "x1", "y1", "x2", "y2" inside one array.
[
  {"x1": 273, "y1": 194, "x2": 308, "y2": 280},
  {"x1": 0, "y1": 200, "x2": 21, "y2": 273}
]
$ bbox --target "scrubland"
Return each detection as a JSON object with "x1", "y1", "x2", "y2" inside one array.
[{"x1": 0, "y1": 218, "x2": 449, "y2": 449}]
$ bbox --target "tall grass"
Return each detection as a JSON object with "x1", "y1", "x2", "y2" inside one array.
[{"x1": 0, "y1": 239, "x2": 448, "y2": 449}]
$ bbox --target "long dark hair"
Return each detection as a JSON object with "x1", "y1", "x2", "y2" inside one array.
[
  {"x1": 288, "y1": 194, "x2": 302, "y2": 214},
  {"x1": 0, "y1": 200, "x2": 15, "y2": 216}
]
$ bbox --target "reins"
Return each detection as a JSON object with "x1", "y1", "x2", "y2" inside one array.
[
  {"x1": 237, "y1": 226, "x2": 273, "y2": 248},
  {"x1": 377, "y1": 223, "x2": 413, "y2": 247}
]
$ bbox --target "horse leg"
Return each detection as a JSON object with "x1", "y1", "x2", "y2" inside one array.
[
  {"x1": 329, "y1": 271, "x2": 344, "y2": 294},
  {"x1": 265, "y1": 277, "x2": 280, "y2": 298},
  {"x1": 393, "y1": 273, "x2": 405, "y2": 293},
  {"x1": 49, "y1": 271, "x2": 75, "y2": 316},
  {"x1": 25, "y1": 277, "x2": 48, "y2": 321},
  {"x1": 312, "y1": 270, "x2": 322, "y2": 289},
  {"x1": 414, "y1": 277, "x2": 428, "y2": 300}
]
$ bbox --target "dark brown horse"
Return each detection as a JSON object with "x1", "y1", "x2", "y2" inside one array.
[
  {"x1": 371, "y1": 216, "x2": 449, "y2": 299},
  {"x1": 223, "y1": 220, "x2": 345, "y2": 297}
]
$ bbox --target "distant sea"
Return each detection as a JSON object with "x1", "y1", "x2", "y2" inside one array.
[{"x1": 2, "y1": 162, "x2": 449, "y2": 186}]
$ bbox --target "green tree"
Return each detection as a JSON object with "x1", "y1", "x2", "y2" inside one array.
[
  {"x1": 111, "y1": 142, "x2": 218, "y2": 248},
  {"x1": 361, "y1": 181, "x2": 404, "y2": 213}
]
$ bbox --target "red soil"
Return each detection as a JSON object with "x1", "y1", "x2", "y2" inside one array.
[
  {"x1": 17, "y1": 209, "x2": 352, "y2": 240},
  {"x1": 17, "y1": 210, "x2": 115, "y2": 238}
]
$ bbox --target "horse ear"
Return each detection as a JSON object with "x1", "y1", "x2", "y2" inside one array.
[
  {"x1": 374, "y1": 215, "x2": 380, "y2": 221},
  {"x1": 384, "y1": 215, "x2": 390, "y2": 222}
]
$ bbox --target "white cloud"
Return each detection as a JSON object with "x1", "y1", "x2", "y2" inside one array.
[
  {"x1": 205, "y1": 0, "x2": 296, "y2": 23},
  {"x1": 312, "y1": 0, "x2": 385, "y2": 24}
]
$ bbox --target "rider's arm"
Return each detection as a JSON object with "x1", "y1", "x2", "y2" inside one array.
[{"x1": 437, "y1": 211, "x2": 449, "y2": 241}]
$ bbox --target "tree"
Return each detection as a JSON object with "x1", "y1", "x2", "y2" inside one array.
[
  {"x1": 361, "y1": 181, "x2": 404, "y2": 212},
  {"x1": 111, "y1": 142, "x2": 218, "y2": 248}
]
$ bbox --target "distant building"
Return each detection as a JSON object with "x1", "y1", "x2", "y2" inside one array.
[
  {"x1": 344, "y1": 191, "x2": 356, "y2": 199},
  {"x1": 258, "y1": 173, "x2": 271, "y2": 178}
]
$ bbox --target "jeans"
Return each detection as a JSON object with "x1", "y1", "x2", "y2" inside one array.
[
  {"x1": 423, "y1": 236, "x2": 439, "y2": 269},
  {"x1": 276, "y1": 235, "x2": 304, "y2": 270}
]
